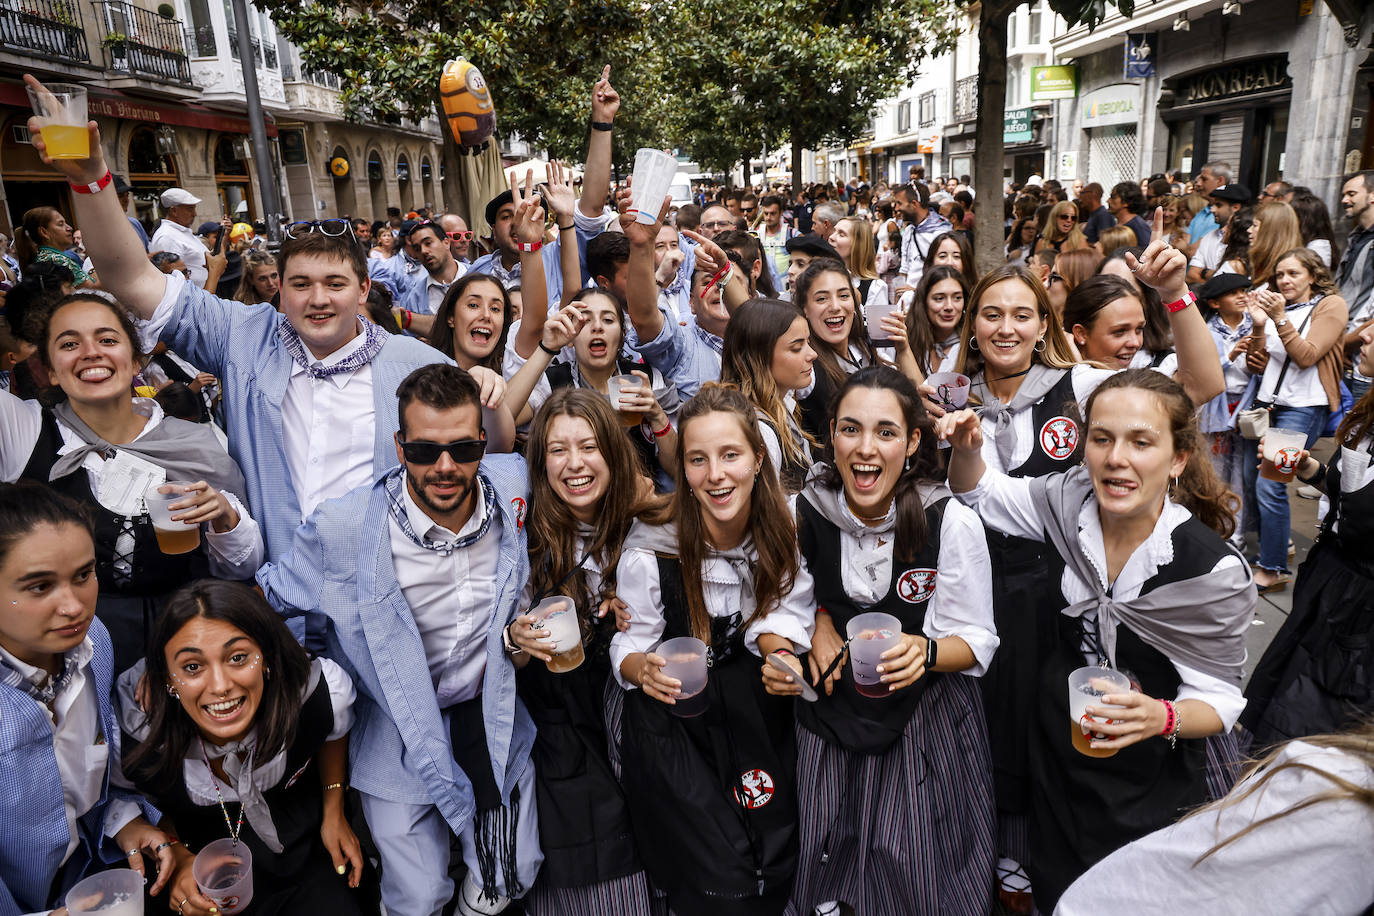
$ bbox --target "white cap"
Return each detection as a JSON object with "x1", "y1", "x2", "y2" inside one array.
[{"x1": 160, "y1": 187, "x2": 201, "y2": 207}]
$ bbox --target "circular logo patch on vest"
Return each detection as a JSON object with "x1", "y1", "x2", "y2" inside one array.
[
  {"x1": 1039, "y1": 415, "x2": 1079, "y2": 460},
  {"x1": 896, "y1": 568, "x2": 937, "y2": 604},
  {"x1": 734, "y1": 768, "x2": 775, "y2": 809},
  {"x1": 510, "y1": 496, "x2": 527, "y2": 530}
]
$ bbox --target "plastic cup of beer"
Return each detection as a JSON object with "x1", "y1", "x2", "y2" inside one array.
[
  {"x1": 926, "y1": 371, "x2": 971, "y2": 410},
  {"x1": 1260, "y1": 428, "x2": 1307, "y2": 482},
  {"x1": 1067, "y1": 666, "x2": 1132, "y2": 758},
  {"x1": 530, "y1": 596, "x2": 584, "y2": 673},
  {"x1": 628, "y1": 148, "x2": 677, "y2": 225},
  {"x1": 606, "y1": 374, "x2": 646, "y2": 427},
  {"x1": 193, "y1": 838, "x2": 253, "y2": 915},
  {"x1": 66, "y1": 868, "x2": 144, "y2": 915},
  {"x1": 657, "y1": 635, "x2": 708, "y2": 717},
  {"x1": 25, "y1": 83, "x2": 90, "y2": 159},
  {"x1": 144, "y1": 482, "x2": 201, "y2": 555},
  {"x1": 846, "y1": 611, "x2": 903, "y2": 698}
]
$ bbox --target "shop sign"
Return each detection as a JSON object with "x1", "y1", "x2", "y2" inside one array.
[
  {"x1": 1058, "y1": 151, "x2": 1079, "y2": 180},
  {"x1": 1173, "y1": 56, "x2": 1290, "y2": 106},
  {"x1": 1004, "y1": 109, "x2": 1033, "y2": 144},
  {"x1": 1031, "y1": 65, "x2": 1078, "y2": 100},
  {"x1": 329, "y1": 155, "x2": 350, "y2": 178},
  {"x1": 1081, "y1": 84, "x2": 1141, "y2": 128},
  {"x1": 1124, "y1": 33, "x2": 1155, "y2": 79}
]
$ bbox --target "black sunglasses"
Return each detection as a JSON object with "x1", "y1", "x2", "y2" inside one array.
[{"x1": 397, "y1": 437, "x2": 485, "y2": 465}]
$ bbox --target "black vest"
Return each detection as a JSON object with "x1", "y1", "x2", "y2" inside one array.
[
  {"x1": 795, "y1": 494, "x2": 948, "y2": 754},
  {"x1": 797, "y1": 365, "x2": 839, "y2": 451},
  {"x1": 20, "y1": 407, "x2": 209, "y2": 596},
  {"x1": 545, "y1": 357, "x2": 661, "y2": 481},
  {"x1": 1007, "y1": 368, "x2": 1085, "y2": 479},
  {"x1": 1320, "y1": 441, "x2": 1374, "y2": 568},
  {"x1": 128, "y1": 669, "x2": 334, "y2": 879}
]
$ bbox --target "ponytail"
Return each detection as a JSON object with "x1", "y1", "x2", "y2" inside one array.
[{"x1": 14, "y1": 207, "x2": 59, "y2": 268}]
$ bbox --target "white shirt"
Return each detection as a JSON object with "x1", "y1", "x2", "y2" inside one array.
[
  {"x1": 1308, "y1": 238, "x2": 1333, "y2": 268},
  {"x1": 830, "y1": 489, "x2": 999, "y2": 674},
  {"x1": 1257, "y1": 301, "x2": 1327, "y2": 409},
  {"x1": 979, "y1": 364, "x2": 1116, "y2": 474},
  {"x1": 0, "y1": 390, "x2": 263, "y2": 577},
  {"x1": 0, "y1": 639, "x2": 142, "y2": 863},
  {"x1": 149, "y1": 219, "x2": 208, "y2": 287},
  {"x1": 423, "y1": 260, "x2": 470, "y2": 315},
  {"x1": 1128, "y1": 349, "x2": 1179, "y2": 377},
  {"x1": 1189, "y1": 228, "x2": 1226, "y2": 274},
  {"x1": 611, "y1": 542, "x2": 817, "y2": 689},
  {"x1": 389, "y1": 478, "x2": 500, "y2": 707},
  {"x1": 959, "y1": 473, "x2": 1247, "y2": 728}
]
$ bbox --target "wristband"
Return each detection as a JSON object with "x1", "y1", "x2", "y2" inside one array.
[
  {"x1": 1164, "y1": 291, "x2": 1197, "y2": 313},
  {"x1": 651, "y1": 418, "x2": 673, "y2": 438},
  {"x1": 402, "y1": 309, "x2": 413, "y2": 331},
  {"x1": 590, "y1": 120, "x2": 614, "y2": 132},
  {"x1": 704, "y1": 263, "x2": 731, "y2": 294},
  {"x1": 1296, "y1": 458, "x2": 1326, "y2": 486},
  {"x1": 816, "y1": 606, "x2": 829, "y2": 616},
  {"x1": 502, "y1": 622, "x2": 524, "y2": 655},
  {"x1": 538, "y1": 340, "x2": 561, "y2": 357},
  {"x1": 517, "y1": 240, "x2": 542, "y2": 253},
  {"x1": 772, "y1": 648, "x2": 795, "y2": 658},
  {"x1": 69, "y1": 170, "x2": 112, "y2": 195},
  {"x1": 558, "y1": 223, "x2": 574, "y2": 232}
]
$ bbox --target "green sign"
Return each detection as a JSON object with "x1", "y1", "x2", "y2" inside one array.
[
  {"x1": 1031, "y1": 65, "x2": 1078, "y2": 100},
  {"x1": 1004, "y1": 108, "x2": 1033, "y2": 143}
]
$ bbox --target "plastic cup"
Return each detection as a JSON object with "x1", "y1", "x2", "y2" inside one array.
[
  {"x1": 846, "y1": 611, "x2": 902, "y2": 698},
  {"x1": 629, "y1": 148, "x2": 678, "y2": 225},
  {"x1": 193, "y1": 838, "x2": 253, "y2": 915},
  {"x1": 866, "y1": 296, "x2": 899, "y2": 344},
  {"x1": 25, "y1": 82, "x2": 89, "y2": 159},
  {"x1": 1067, "y1": 666, "x2": 1132, "y2": 758},
  {"x1": 66, "y1": 869, "x2": 144, "y2": 915},
  {"x1": 606, "y1": 374, "x2": 646, "y2": 427},
  {"x1": 144, "y1": 482, "x2": 201, "y2": 555},
  {"x1": 927, "y1": 371, "x2": 971, "y2": 410},
  {"x1": 531, "y1": 596, "x2": 584, "y2": 673},
  {"x1": 1260, "y1": 428, "x2": 1307, "y2": 482},
  {"x1": 657, "y1": 635, "x2": 708, "y2": 717}
]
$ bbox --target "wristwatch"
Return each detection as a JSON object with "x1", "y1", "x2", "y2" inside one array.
[
  {"x1": 925, "y1": 636, "x2": 939, "y2": 669},
  {"x1": 502, "y1": 622, "x2": 524, "y2": 656},
  {"x1": 1275, "y1": 317, "x2": 1290, "y2": 328}
]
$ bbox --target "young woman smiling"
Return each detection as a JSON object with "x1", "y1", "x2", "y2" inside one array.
[
  {"x1": 505, "y1": 390, "x2": 661, "y2": 916},
  {"x1": 1242, "y1": 248, "x2": 1349, "y2": 591},
  {"x1": 1062, "y1": 274, "x2": 1150, "y2": 369},
  {"x1": 829, "y1": 216, "x2": 890, "y2": 323},
  {"x1": 0, "y1": 484, "x2": 175, "y2": 915},
  {"x1": 233, "y1": 250, "x2": 280, "y2": 308},
  {"x1": 1035, "y1": 201, "x2": 1088, "y2": 255},
  {"x1": 791, "y1": 258, "x2": 883, "y2": 447},
  {"x1": 905, "y1": 264, "x2": 968, "y2": 376},
  {"x1": 1098, "y1": 248, "x2": 1179, "y2": 374},
  {"x1": 942, "y1": 369, "x2": 1254, "y2": 912},
  {"x1": 611, "y1": 384, "x2": 815, "y2": 916},
  {"x1": 0, "y1": 293, "x2": 263, "y2": 674},
  {"x1": 119, "y1": 580, "x2": 367, "y2": 916},
  {"x1": 790, "y1": 367, "x2": 998, "y2": 916},
  {"x1": 923, "y1": 231, "x2": 979, "y2": 292},
  {"x1": 722, "y1": 298, "x2": 818, "y2": 493}
]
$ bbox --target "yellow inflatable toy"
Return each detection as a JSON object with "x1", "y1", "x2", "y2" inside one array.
[
  {"x1": 229, "y1": 222, "x2": 254, "y2": 243},
  {"x1": 440, "y1": 58, "x2": 496, "y2": 153}
]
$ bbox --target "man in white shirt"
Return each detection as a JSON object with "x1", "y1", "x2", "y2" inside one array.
[
  {"x1": 401, "y1": 219, "x2": 469, "y2": 315},
  {"x1": 148, "y1": 188, "x2": 208, "y2": 288},
  {"x1": 1187, "y1": 184, "x2": 1250, "y2": 284}
]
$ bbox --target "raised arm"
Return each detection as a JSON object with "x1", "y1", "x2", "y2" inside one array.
[
  {"x1": 680, "y1": 229, "x2": 749, "y2": 314},
  {"x1": 23, "y1": 75, "x2": 166, "y2": 317},
  {"x1": 509, "y1": 169, "x2": 551, "y2": 360},
  {"x1": 505, "y1": 304, "x2": 585, "y2": 422},
  {"x1": 624, "y1": 189, "x2": 670, "y2": 343},
  {"x1": 542, "y1": 161, "x2": 585, "y2": 308},
  {"x1": 1128, "y1": 207, "x2": 1225, "y2": 406},
  {"x1": 579, "y1": 66, "x2": 618, "y2": 219}
]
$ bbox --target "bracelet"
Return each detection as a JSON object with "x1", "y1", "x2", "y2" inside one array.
[
  {"x1": 322, "y1": 783, "x2": 345, "y2": 792},
  {"x1": 502, "y1": 622, "x2": 525, "y2": 656},
  {"x1": 1164, "y1": 291, "x2": 1197, "y2": 313},
  {"x1": 516, "y1": 240, "x2": 543, "y2": 253},
  {"x1": 154, "y1": 837, "x2": 181, "y2": 853},
  {"x1": 1159, "y1": 699, "x2": 1181, "y2": 749},
  {"x1": 402, "y1": 309, "x2": 413, "y2": 331},
  {"x1": 704, "y1": 263, "x2": 731, "y2": 293},
  {"x1": 651, "y1": 418, "x2": 673, "y2": 438},
  {"x1": 537, "y1": 340, "x2": 561, "y2": 357},
  {"x1": 590, "y1": 120, "x2": 614, "y2": 132},
  {"x1": 557, "y1": 223, "x2": 574, "y2": 232},
  {"x1": 772, "y1": 648, "x2": 795, "y2": 658},
  {"x1": 924, "y1": 636, "x2": 939, "y2": 669},
  {"x1": 1158, "y1": 699, "x2": 1175, "y2": 736},
  {"x1": 1296, "y1": 458, "x2": 1326, "y2": 486},
  {"x1": 69, "y1": 170, "x2": 112, "y2": 195},
  {"x1": 816, "y1": 606, "x2": 829, "y2": 616}
]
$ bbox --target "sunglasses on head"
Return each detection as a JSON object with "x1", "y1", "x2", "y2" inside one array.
[
  {"x1": 285, "y1": 219, "x2": 356, "y2": 241},
  {"x1": 397, "y1": 437, "x2": 485, "y2": 465}
]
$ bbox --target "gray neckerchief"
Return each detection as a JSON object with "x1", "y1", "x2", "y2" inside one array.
[
  {"x1": 623, "y1": 519, "x2": 757, "y2": 617},
  {"x1": 802, "y1": 467, "x2": 952, "y2": 540},
  {"x1": 1029, "y1": 466, "x2": 1254, "y2": 684},
  {"x1": 49, "y1": 400, "x2": 247, "y2": 499},
  {"x1": 970, "y1": 363, "x2": 1068, "y2": 471}
]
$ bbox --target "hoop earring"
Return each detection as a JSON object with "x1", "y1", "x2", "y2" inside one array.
[
  {"x1": 1034, "y1": 337, "x2": 1047, "y2": 353},
  {"x1": 968, "y1": 336, "x2": 979, "y2": 351}
]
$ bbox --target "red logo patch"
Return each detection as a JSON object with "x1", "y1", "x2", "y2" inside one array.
[
  {"x1": 510, "y1": 497, "x2": 527, "y2": 530},
  {"x1": 896, "y1": 568, "x2": 937, "y2": 604},
  {"x1": 1039, "y1": 416, "x2": 1079, "y2": 460},
  {"x1": 734, "y1": 768, "x2": 775, "y2": 809}
]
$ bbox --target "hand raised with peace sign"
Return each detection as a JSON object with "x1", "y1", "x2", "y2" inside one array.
[{"x1": 509, "y1": 168, "x2": 546, "y2": 249}]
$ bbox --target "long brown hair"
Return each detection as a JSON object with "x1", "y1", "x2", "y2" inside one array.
[
  {"x1": 955, "y1": 264, "x2": 1077, "y2": 380},
  {"x1": 1250, "y1": 202, "x2": 1305, "y2": 289},
  {"x1": 234, "y1": 250, "x2": 278, "y2": 305},
  {"x1": 1274, "y1": 247, "x2": 1337, "y2": 300},
  {"x1": 526, "y1": 389, "x2": 662, "y2": 621},
  {"x1": 923, "y1": 231, "x2": 978, "y2": 291},
  {"x1": 16, "y1": 206, "x2": 61, "y2": 267},
  {"x1": 793, "y1": 258, "x2": 877, "y2": 389},
  {"x1": 721, "y1": 298, "x2": 816, "y2": 470},
  {"x1": 641, "y1": 384, "x2": 799, "y2": 644},
  {"x1": 1084, "y1": 369, "x2": 1238, "y2": 538},
  {"x1": 905, "y1": 265, "x2": 968, "y2": 375},
  {"x1": 428, "y1": 273, "x2": 513, "y2": 371},
  {"x1": 1042, "y1": 200, "x2": 1088, "y2": 250}
]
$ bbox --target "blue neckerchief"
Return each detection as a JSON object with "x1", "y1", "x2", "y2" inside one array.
[
  {"x1": 692, "y1": 321, "x2": 723, "y2": 355},
  {"x1": 383, "y1": 465, "x2": 495, "y2": 557},
  {"x1": 0, "y1": 648, "x2": 80, "y2": 706},
  {"x1": 1207, "y1": 311, "x2": 1252, "y2": 347},
  {"x1": 277, "y1": 315, "x2": 386, "y2": 380}
]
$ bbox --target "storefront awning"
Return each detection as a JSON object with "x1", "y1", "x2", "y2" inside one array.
[{"x1": 0, "y1": 81, "x2": 277, "y2": 137}]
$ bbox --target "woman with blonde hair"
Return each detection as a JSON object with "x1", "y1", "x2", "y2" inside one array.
[
  {"x1": 1035, "y1": 200, "x2": 1088, "y2": 254},
  {"x1": 233, "y1": 249, "x2": 280, "y2": 307},
  {"x1": 1097, "y1": 224, "x2": 1136, "y2": 256},
  {"x1": 829, "y1": 216, "x2": 889, "y2": 320},
  {"x1": 1247, "y1": 202, "x2": 1306, "y2": 290}
]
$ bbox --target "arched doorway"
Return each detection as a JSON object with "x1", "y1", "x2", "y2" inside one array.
[
  {"x1": 127, "y1": 124, "x2": 179, "y2": 235},
  {"x1": 396, "y1": 152, "x2": 412, "y2": 211},
  {"x1": 367, "y1": 149, "x2": 385, "y2": 218},
  {"x1": 420, "y1": 156, "x2": 435, "y2": 210},
  {"x1": 1, "y1": 115, "x2": 72, "y2": 233},
  {"x1": 214, "y1": 135, "x2": 253, "y2": 220},
  {"x1": 329, "y1": 146, "x2": 358, "y2": 219}
]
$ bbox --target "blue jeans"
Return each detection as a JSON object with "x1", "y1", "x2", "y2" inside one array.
[{"x1": 1242, "y1": 405, "x2": 1327, "y2": 573}]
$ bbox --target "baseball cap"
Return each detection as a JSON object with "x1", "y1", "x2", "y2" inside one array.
[
  {"x1": 1197, "y1": 272, "x2": 1252, "y2": 301},
  {"x1": 195, "y1": 221, "x2": 221, "y2": 237},
  {"x1": 160, "y1": 187, "x2": 201, "y2": 207},
  {"x1": 1209, "y1": 184, "x2": 1252, "y2": 204},
  {"x1": 484, "y1": 190, "x2": 514, "y2": 228},
  {"x1": 785, "y1": 235, "x2": 842, "y2": 261}
]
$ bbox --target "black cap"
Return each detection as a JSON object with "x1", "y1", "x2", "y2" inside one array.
[
  {"x1": 484, "y1": 190, "x2": 514, "y2": 228},
  {"x1": 1197, "y1": 272, "x2": 1252, "y2": 301},
  {"x1": 399, "y1": 219, "x2": 420, "y2": 238},
  {"x1": 1209, "y1": 184, "x2": 1252, "y2": 204},
  {"x1": 195, "y1": 221, "x2": 221, "y2": 236},
  {"x1": 112, "y1": 174, "x2": 132, "y2": 194},
  {"x1": 785, "y1": 235, "x2": 841, "y2": 261}
]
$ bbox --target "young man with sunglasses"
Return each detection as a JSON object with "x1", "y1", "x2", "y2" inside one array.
[
  {"x1": 23, "y1": 74, "x2": 515, "y2": 581},
  {"x1": 259, "y1": 363, "x2": 539, "y2": 916}
]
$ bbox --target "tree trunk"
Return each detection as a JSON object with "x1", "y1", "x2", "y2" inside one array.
[
  {"x1": 791, "y1": 115, "x2": 804, "y2": 196},
  {"x1": 973, "y1": 1, "x2": 1015, "y2": 278}
]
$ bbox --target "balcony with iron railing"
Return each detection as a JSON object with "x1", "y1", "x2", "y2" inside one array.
[
  {"x1": 0, "y1": 0, "x2": 90, "y2": 63},
  {"x1": 952, "y1": 75, "x2": 978, "y2": 122},
  {"x1": 96, "y1": 1, "x2": 190, "y2": 83},
  {"x1": 223, "y1": 26, "x2": 275, "y2": 68}
]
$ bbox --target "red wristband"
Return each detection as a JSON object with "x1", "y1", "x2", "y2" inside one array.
[
  {"x1": 517, "y1": 240, "x2": 543, "y2": 253},
  {"x1": 1165, "y1": 291, "x2": 1197, "y2": 313},
  {"x1": 651, "y1": 419, "x2": 673, "y2": 438},
  {"x1": 1158, "y1": 699, "x2": 1176, "y2": 736},
  {"x1": 402, "y1": 309, "x2": 413, "y2": 330},
  {"x1": 69, "y1": 170, "x2": 112, "y2": 195}
]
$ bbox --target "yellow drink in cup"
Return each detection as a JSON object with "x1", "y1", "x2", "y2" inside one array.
[
  {"x1": 39, "y1": 123, "x2": 90, "y2": 159},
  {"x1": 25, "y1": 83, "x2": 89, "y2": 159}
]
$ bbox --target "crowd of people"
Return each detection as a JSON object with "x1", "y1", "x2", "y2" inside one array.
[{"x1": 2, "y1": 68, "x2": 1373, "y2": 916}]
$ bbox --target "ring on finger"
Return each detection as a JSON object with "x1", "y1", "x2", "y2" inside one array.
[{"x1": 126, "y1": 847, "x2": 141, "y2": 857}]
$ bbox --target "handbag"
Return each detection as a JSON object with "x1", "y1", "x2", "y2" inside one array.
[{"x1": 1237, "y1": 306, "x2": 1315, "y2": 440}]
